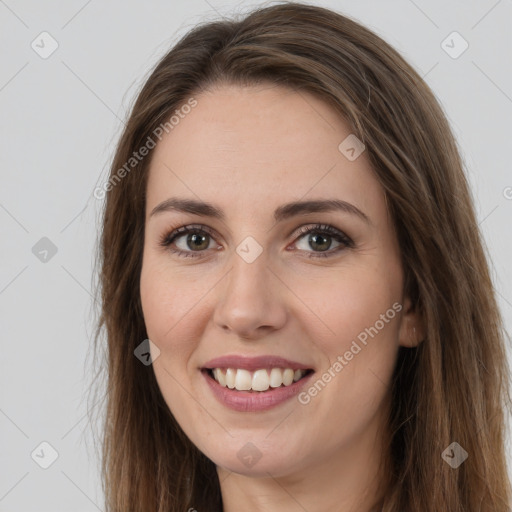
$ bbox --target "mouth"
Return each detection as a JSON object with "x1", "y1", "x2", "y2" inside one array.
[{"x1": 203, "y1": 367, "x2": 315, "y2": 392}]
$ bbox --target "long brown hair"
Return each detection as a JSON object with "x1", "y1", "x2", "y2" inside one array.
[{"x1": 91, "y1": 2, "x2": 512, "y2": 510}]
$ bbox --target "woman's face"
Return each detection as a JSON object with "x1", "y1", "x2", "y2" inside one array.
[{"x1": 140, "y1": 83, "x2": 419, "y2": 478}]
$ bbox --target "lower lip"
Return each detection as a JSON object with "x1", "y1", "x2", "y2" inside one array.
[{"x1": 202, "y1": 370, "x2": 314, "y2": 412}]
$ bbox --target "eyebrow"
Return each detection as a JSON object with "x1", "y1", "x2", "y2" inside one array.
[{"x1": 149, "y1": 197, "x2": 370, "y2": 225}]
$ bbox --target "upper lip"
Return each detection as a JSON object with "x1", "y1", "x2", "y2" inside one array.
[{"x1": 202, "y1": 355, "x2": 313, "y2": 372}]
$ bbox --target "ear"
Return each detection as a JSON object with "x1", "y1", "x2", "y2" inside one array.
[{"x1": 398, "y1": 296, "x2": 424, "y2": 348}]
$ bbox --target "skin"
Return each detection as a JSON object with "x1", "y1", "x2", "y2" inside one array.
[{"x1": 140, "y1": 83, "x2": 423, "y2": 512}]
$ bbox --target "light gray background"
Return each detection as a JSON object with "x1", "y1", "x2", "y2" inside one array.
[{"x1": 1, "y1": 0, "x2": 511, "y2": 510}]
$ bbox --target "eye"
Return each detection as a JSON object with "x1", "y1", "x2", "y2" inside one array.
[
  {"x1": 158, "y1": 224, "x2": 219, "y2": 258},
  {"x1": 159, "y1": 223, "x2": 354, "y2": 259},
  {"x1": 291, "y1": 223, "x2": 354, "y2": 258}
]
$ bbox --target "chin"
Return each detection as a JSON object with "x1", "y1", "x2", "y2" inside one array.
[{"x1": 205, "y1": 436, "x2": 307, "y2": 478}]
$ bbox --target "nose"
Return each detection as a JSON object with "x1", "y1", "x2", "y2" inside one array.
[{"x1": 212, "y1": 247, "x2": 288, "y2": 340}]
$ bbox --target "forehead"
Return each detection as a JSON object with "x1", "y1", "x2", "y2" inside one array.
[{"x1": 145, "y1": 83, "x2": 384, "y2": 223}]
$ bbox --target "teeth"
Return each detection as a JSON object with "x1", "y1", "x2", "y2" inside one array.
[
  {"x1": 211, "y1": 368, "x2": 308, "y2": 391},
  {"x1": 213, "y1": 368, "x2": 226, "y2": 387},
  {"x1": 269, "y1": 368, "x2": 283, "y2": 388},
  {"x1": 252, "y1": 369, "x2": 270, "y2": 391},
  {"x1": 282, "y1": 368, "x2": 294, "y2": 386},
  {"x1": 235, "y1": 369, "x2": 252, "y2": 390},
  {"x1": 225, "y1": 368, "x2": 236, "y2": 389}
]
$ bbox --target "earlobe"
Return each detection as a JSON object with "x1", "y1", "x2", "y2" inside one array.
[
  {"x1": 398, "y1": 297, "x2": 425, "y2": 348},
  {"x1": 404, "y1": 325, "x2": 424, "y2": 348}
]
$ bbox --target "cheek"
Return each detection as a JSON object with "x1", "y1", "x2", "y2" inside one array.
[
  {"x1": 292, "y1": 273, "x2": 401, "y2": 448},
  {"x1": 291, "y1": 258, "x2": 402, "y2": 421},
  {"x1": 140, "y1": 260, "x2": 198, "y2": 376},
  {"x1": 140, "y1": 258, "x2": 205, "y2": 421},
  {"x1": 140, "y1": 252, "x2": 206, "y2": 343},
  {"x1": 296, "y1": 260, "x2": 402, "y2": 349}
]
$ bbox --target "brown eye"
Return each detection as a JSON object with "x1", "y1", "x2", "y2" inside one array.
[
  {"x1": 292, "y1": 224, "x2": 354, "y2": 258},
  {"x1": 159, "y1": 225, "x2": 218, "y2": 258},
  {"x1": 306, "y1": 233, "x2": 333, "y2": 252},
  {"x1": 182, "y1": 232, "x2": 211, "y2": 251}
]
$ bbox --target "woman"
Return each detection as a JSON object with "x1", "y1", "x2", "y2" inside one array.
[{"x1": 93, "y1": 2, "x2": 512, "y2": 511}]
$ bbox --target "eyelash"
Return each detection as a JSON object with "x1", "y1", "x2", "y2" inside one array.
[{"x1": 158, "y1": 223, "x2": 354, "y2": 260}]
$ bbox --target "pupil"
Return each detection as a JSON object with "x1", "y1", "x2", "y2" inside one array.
[
  {"x1": 310, "y1": 233, "x2": 330, "y2": 251},
  {"x1": 188, "y1": 233, "x2": 209, "y2": 250}
]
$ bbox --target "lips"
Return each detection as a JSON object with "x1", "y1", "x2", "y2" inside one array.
[
  {"x1": 201, "y1": 355, "x2": 315, "y2": 411},
  {"x1": 202, "y1": 355, "x2": 313, "y2": 372}
]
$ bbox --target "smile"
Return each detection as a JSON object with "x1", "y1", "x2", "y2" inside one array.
[
  {"x1": 208, "y1": 367, "x2": 311, "y2": 391},
  {"x1": 201, "y1": 355, "x2": 315, "y2": 411}
]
